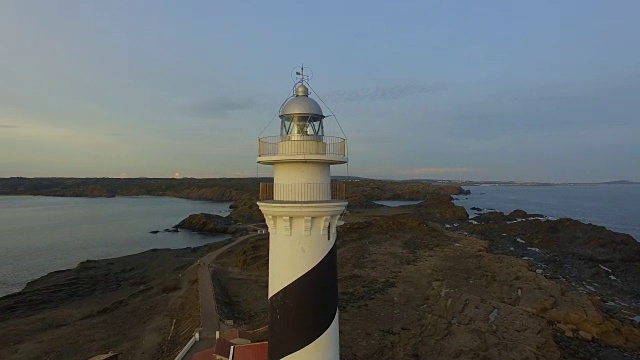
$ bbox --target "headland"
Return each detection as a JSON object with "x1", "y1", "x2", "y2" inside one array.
[{"x1": 1, "y1": 178, "x2": 639, "y2": 359}]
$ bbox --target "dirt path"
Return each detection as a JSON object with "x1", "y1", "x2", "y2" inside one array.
[{"x1": 184, "y1": 230, "x2": 259, "y2": 357}]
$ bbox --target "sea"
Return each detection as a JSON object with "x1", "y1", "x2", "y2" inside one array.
[
  {"x1": 453, "y1": 185, "x2": 640, "y2": 241},
  {"x1": 2, "y1": 187, "x2": 638, "y2": 297},
  {"x1": 0, "y1": 196, "x2": 232, "y2": 297}
]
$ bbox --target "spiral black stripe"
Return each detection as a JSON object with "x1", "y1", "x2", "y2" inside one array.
[{"x1": 268, "y1": 241, "x2": 338, "y2": 359}]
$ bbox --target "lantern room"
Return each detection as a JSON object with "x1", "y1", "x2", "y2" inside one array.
[{"x1": 279, "y1": 83, "x2": 325, "y2": 137}]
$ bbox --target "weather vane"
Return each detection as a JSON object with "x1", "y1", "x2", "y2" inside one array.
[{"x1": 292, "y1": 63, "x2": 312, "y2": 86}]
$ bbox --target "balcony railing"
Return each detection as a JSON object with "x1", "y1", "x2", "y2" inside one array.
[
  {"x1": 259, "y1": 182, "x2": 346, "y2": 201},
  {"x1": 258, "y1": 135, "x2": 347, "y2": 157}
]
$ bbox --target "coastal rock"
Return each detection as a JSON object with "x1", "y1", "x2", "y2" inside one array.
[
  {"x1": 507, "y1": 209, "x2": 545, "y2": 219},
  {"x1": 346, "y1": 195, "x2": 384, "y2": 209},
  {"x1": 215, "y1": 198, "x2": 640, "y2": 359},
  {"x1": 228, "y1": 199, "x2": 263, "y2": 223},
  {"x1": 464, "y1": 210, "x2": 640, "y2": 350},
  {"x1": 341, "y1": 215, "x2": 640, "y2": 357},
  {"x1": 469, "y1": 216, "x2": 640, "y2": 262},
  {"x1": 345, "y1": 180, "x2": 468, "y2": 202},
  {"x1": 175, "y1": 213, "x2": 238, "y2": 235},
  {"x1": 414, "y1": 195, "x2": 469, "y2": 222},
  {"x1": 5, "y1": 178, "x2": 640, "y2": 359},
  {"x1": 474, "y1": 210, "x2": 546, "y2": 223},
  {"x1": 473, "y1": 211, "x2": 509, "y2": 223},
  {"x1": 0, "y1": 245, "x2": 228, "y2": 359}
]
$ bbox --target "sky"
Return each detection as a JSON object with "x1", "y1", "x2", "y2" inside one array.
[{"x1": 1, "y1": 0, "x2": 639, "y2": 182}]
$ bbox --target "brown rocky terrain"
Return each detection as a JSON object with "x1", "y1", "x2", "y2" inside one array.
[
  {"x1": 336, "y1": 214, "x2": 640, "y2": 359},
  {"x1": 211, "y1": 199, "x2": 640, "y2": 359},
  {"x1": 3, "y1": 179, "x2": 639, "y2": 359},
  {"x1": 458, "y1": 210, "x2": 640, "y2": 342},
  {"x1": 174, "y1": 213, "x2": 245, "y2": 235},
  {"x1": 346, "y1": 179, "x2": 469, "y2": 200},
  {"x1": 0, "y1": 242, "x2": 230, "y2": 360},
  {"x1": 0, "y1": 177, "x2": 262, "y2": 200},
  {"x1": 212, "y1": 237, "x2": 270, "y2": 333}
]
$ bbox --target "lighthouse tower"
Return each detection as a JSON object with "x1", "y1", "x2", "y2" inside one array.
[{"x1": 257, "y1": 67, "x2": 347, "y2": 360}]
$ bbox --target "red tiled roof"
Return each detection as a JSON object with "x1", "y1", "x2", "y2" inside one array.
[
  {"x1": 213, "y1": 338, "x2": 234, "y2": 358},
  {"x1": 230, "y1": 342, "x2": 268, "y2": 360}
]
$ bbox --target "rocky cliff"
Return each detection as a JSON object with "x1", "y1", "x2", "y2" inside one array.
[
  {"x1": 337, "y1": 215, "x2": 640, "y2": 358},
  {"x1": 174, "y1": 213, "x2": 241, "y2": 235},
  {"x1": 460, "y1": 209, "x2": 640, "y2": 337},
  {"x1": 345, "y1": 179, "x2": 469, "y2": 201},
  {"x1": 215, "y1": 200, "x2": 640, "y2": 359}
]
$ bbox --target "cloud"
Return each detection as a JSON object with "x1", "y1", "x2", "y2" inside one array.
[
  {"x1": 0, "y1": 125, "x2": 19, "y2": 128},
  {"x1": 324, "y1": 82, "x2": 448, "y2": 102},
  {"x1": 190, "y1": 96, "x2": 256, "y2": 118}
]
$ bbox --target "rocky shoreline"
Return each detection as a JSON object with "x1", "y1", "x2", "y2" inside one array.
[
  {"x1": 0, "y1": 242, "x2": 231, "y2": 359},
  {"x1": 1, "y1": 181, "x2": 639, "y2": 359},
  {"x1": 211, "y1": 194, "x2": 640, "y2": 359},
  {"x1": 460, "y1": 209, "x2": 640, "y2": 329}
]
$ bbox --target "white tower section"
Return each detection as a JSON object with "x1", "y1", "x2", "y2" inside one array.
[{"x1": 257, "y1": 71, "x2": 347, "y2": 360}]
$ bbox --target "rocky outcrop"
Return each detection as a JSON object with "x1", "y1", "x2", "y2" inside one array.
[
  {"x1": 0, "y1": 244, "x2": 229, "y2": 359},
  {"x1": 413, "y1": 195, "x2": 469, "y2": 222},
  {"x1": 346, "y1": 180, "x2": 468, "y2": 203},
  {"x1": 174, "y1": 213, "x2": 239, "y2": 235},
  {"x1": 473, "y1": 209, "x2": 545, "y2": 223},
  {"x1": 221, "y1": 210, "x2": 640, "y2": 359},
  {"x1": 228, "y1": 199, "x2": 263, "y2": 223},
  {"x1": 463, "y1": 209, "x2": 640, "y2": 349},
  {"x1": 233, "y1": 241, "x2": 269, "y2": 272},
  {"x1": 337, "y1": 215, "x2": 640, "y2": 358},
  {"x1": 469, "y1": 210, "x2": 640, "y2": 262},
  {"x1": 508, "y1": 209, "x2": 545, "y2": 219},
  {"x1": 346, "y1": 195, "x2": 384, "y2": 209}
]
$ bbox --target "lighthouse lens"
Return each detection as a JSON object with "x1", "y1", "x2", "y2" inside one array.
[{"x1": 293, "y1": 123, "x2": 309, "y2": 135}]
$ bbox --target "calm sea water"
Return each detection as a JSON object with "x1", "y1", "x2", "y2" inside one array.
[
  {"x1": 0, "y1": 196, "x2": 232, "y2": 297},
  {"x1": 453, "y1": 185, "x2": 640, "y2": 241}
]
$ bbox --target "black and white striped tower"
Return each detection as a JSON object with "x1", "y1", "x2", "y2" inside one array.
[{"x1": 257, "y1": 67, "x2": 347, "y2": 360}]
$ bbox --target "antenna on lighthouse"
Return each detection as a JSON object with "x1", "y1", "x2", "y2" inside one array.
[{"x1": 291, "y1": 63, "x2": 313, "y2": 91}]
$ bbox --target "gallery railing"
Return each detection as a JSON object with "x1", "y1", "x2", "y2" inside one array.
[
  {"x1": 259, "y1": 182, "x2": 346, "y2": 201},
  {"x1": 257, "y1": 135, "x2": 347, "y2": 157}
]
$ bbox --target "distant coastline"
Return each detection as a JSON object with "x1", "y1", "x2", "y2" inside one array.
[
  {"x1": 406, "y1": 179, "x2": 640, "y2": 187},
  {"x1": 454, "y1": 185, "x2": 640, "y2": 242}
]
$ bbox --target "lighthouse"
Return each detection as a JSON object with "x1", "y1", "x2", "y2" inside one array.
[{"x1": 257, "y1": 67, "x2": 347, "y2": 360}]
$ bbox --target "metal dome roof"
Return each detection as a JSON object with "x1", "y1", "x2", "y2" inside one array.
[
  {"x1": 280, "y1": 84, "x2": 324, "y2": 117},
  {"x1": 295, "y1": 84, "x2": 309, "y2": 96}
]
